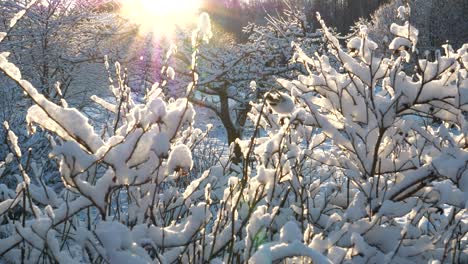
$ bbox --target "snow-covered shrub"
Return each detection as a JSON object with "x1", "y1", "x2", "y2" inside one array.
[
  {"x1": 247, "y1": 8, "x2": 468, "y2": 263},
  {"x1": 0, "y1": 9, "x2": 222, "y2": 263}
]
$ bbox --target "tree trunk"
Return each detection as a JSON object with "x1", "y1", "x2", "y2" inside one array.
[{"x1": 219, "y1": 93, "x2": 240, "y2": 144}]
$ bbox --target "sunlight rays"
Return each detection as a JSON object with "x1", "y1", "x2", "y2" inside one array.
[{"x1": 119, "y1": 0, "x2": 201, "y2": 36}]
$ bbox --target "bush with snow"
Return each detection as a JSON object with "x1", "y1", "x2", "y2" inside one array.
[
  {"x1": 252, "y1": 9, "x2": 468, "y2": 263},
  {"x1": 0, "y1": 4, "x2": 467, "y2": 264}
]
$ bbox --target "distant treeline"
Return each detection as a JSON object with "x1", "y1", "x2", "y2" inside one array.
[
  {"x1": 202, "y1": 0, "x2": 390, "y2": 38},
  {"x1": 95, "y1": 0, "x2": 467, "y2": 48}
]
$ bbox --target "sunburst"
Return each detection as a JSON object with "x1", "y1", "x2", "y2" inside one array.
[{"x1": 120, "y1": 0, "x2": 202, "y2": 36}]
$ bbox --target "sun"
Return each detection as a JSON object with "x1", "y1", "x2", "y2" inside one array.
[{"x1": 120, "y1": 0, "x2": 202, "y2": 36}]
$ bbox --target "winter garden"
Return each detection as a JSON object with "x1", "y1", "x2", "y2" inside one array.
[{"x1": 0, "y1": 0, "x2": 467, "y2": 263}]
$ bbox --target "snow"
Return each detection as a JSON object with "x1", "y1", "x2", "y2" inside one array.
[
  {"x1": 279, "y1": 221, "x2": 302, "y2": 243},
  {"x1": 0, "y1": 199, "x2": 16, "y2": 216},
  {"x1": 249, "y1": 240, "x2": 332, "y2": 264},
  {"x1": 5, "y1": 153, "x2": 14, "y2": 164},
  {"x1": 167, "y1": 144, "x2": 193, "y2": 175},
  {"x1": 0, "y1": 6, "x2": 466, "y2": 264},
  {"x1": 5, "y1": 124, "x2": 21, "y2": 158},
  {"x1": 390, "y1": 22, "x2": 419, "y2": 48},
  {"x1": 167, "y1": 66, "x2": 176, "y2": 80},
  {"x1": 265, "y1": 91, "x2": 296, "y2": 115},
  {"x1": 397, "y1": 5, "x2": 409, "y2": 20},
  {"x1": 0, "y1": 52, "x2": 22, "y2": 80},
  {"x1": 378, "y1": 199, "x2": 417, "y2": 218},
  {"x1": 192, "y1": 12, "x2": 213, "y2": 46},
  {"x1": 147, "y1": 203, "x2": 209, "y2": 247},
  {"x1": 389, "y1": 37, "x2": 412, "y2": 50},
  {"x1": 90, "y1": 95, "x2": 117, "y2": 113},
  {"x1": 9, "y1": 10, "x2": 26, "y2": 28},
  {"x1": 245, "y1": 205, "x2": 271, "y2": 259}
]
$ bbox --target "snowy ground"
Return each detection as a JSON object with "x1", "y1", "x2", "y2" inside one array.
[{"x1": 193, "y1": 105, "x2": 228, "y2": 143}]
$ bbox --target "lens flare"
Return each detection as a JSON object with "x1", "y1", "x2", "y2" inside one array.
[{"x1": 120, "y1": 0, "x2": 201, "y2": 36}]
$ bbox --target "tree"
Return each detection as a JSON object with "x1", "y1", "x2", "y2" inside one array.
[
  {"x1": 0, "y1": 0, "x2": 129, "y2": 188},
  {"x1": 0, "y1": 0, "x2": 117, "y2": 98},
  {"x1": 175, "y1": 3, "x2": 321, "y2": 143},
  {"x1": 362, "y1": 0, "x2": 468, "y2": 52}
]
